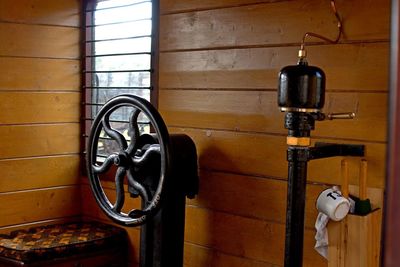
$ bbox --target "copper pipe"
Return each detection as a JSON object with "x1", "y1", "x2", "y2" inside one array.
[{"x1": 299, "y1": 0, "x2": 343, "y2": 57}]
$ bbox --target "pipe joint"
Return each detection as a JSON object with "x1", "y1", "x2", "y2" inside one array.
[{"x1": 287, "y1": 147, "x2": 310, "y2": 162}]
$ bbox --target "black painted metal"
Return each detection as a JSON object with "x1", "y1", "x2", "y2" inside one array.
[
  {"x1": 86, "y1": 94, "x2": 198, "y2": 267},
  {"x1": 140, "y1": 134, "x2": 198, "y2": 267},
  {"x1": 284, "y1": 147, "x2": 308, "y2": 267},
  {"x1": 279, "y1": 59, "x2": 364, "y2": 267},
  {"x1": 283, "y1": 115, "x2": 365, "y2": 267},
  {"x1": 278, "y1": 60, "x2": 326, "y2": 111},
  {"x1": 87, "y1": 94, "x2": 171, "y2": 226}
]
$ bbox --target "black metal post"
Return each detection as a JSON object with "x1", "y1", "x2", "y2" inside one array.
[
  {"x1": 282, "y1": 113, "x2": 365, "y2": 267},
  {"x1": 284, "y1": 151, "x2": 308, "y2": 267},
  {"x1": 139, "y1": 134, "x2": 198, "y2": 267},
  {"x1": 283, "y1": 113, "x2": 314, "y2": 267}
]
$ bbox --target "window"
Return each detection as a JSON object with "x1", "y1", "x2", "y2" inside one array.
[{"x1": 82, "y1": 0, "x2": 159, "y2": 158}]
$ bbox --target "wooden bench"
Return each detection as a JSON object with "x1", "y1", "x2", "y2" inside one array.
[{"x1": 0, "y1": 221, "x2": 127, "y2": 267}]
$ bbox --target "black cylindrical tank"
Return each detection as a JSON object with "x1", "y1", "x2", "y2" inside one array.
[{"x1": 278, "y1": 60, "x2": 326, "y2": 112}]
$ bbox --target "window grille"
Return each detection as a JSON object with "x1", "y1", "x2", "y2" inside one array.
[{"x1": 82, "y1": 0, "x2": 159, "y2": 160}]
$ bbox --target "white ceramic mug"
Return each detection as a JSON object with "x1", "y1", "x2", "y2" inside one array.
[{"x1": 316, "y1": 188, "x2": 350, "y2": 221}]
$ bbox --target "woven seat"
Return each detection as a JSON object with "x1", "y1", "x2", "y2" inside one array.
[{"x1": 0, "y1": 221, "x2": 127, "y2": 265}]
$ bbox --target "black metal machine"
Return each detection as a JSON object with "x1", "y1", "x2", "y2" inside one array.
[
  {"x1": 86, "y1": 94, "x2": 198, "y2": 267},
  {"x1": 278, "y1": 52, "x2": 365, "y2": 267}
]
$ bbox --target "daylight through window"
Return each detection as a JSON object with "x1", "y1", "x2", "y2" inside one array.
[{"x1": 83, "y1": 0, "x2": 157, "y2": 159}]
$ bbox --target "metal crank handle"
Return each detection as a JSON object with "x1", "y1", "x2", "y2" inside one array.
[{"x1": 326, "y1": 112, "x2": 356, "y2": 120}]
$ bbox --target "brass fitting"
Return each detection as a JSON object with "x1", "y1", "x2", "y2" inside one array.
[{"x1": 287, "y1": 136, "x2": 311, "y2": 147}]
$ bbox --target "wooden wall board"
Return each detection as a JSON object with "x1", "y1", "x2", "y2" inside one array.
[
  {"x1": 81, "y1": 185, "x2": 141, "y2": 264},
  {"x1": 159, "y1": 43, "x2": 389, "y2": 91},
  {"x1": 0, "y1": 155, "x2": 80, "y2": 193},
  {"x1": 0, "y1": 57, "x2": 80, "y2": 91},
  {"x1": 0, "y1": 186, "x2": 81, "y2": 227},
  {"x1": 188, "y1": 170, "x2": 383, "y2": 229},
  {"x1": 81, "y1": 184, "x2": 141, "y2": 221},
  {"x1": 0, "y1": 0, "x2": 83, "y2": 251},
  {"x1": 81, "y1": 183, "x2": 324, "y2": 266},
  {"x1": 183, "y1": 242, "x2": 279, "y2": 267},
  {"x1": 160, "y1": 0, "x2": 389, "y2": 51},
  {"x1": 0, "y1": 92, "x2": 80, "y2": 124},
  {"x1": 0, "y1": 23, "x2": 80, "y2": 59},
  {"x1": 159, "y1": 90, "x2": 387, "y2": 142},
  {"x1": 0, "y1": 0, "x2": 80, "y2": 27},
  {"x1": 160, "y1": 0, "x2": 287, "y2": 14},
  {"x1": 0, "y1": 123, "x2": 80, "y2": 159},
  {"x1": 0, "y1": 216, "x2": 81, "y2": 235},
  {"x1": 82, "y1": 215, "x2": 141, "y2": 265},
  {"x1": 185, "y1": 206, "x2": 326, "y2": 267},
  {"x1": 81, "y1": 175, "x2": 382, "y2": 267},
  {"x1": 169, "y1": 127, "x2": 386, "y2": 188}
]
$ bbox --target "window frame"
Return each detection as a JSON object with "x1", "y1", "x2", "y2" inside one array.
[{"x1": 80, "y1": 0, "x2": 160, "y2": 171}]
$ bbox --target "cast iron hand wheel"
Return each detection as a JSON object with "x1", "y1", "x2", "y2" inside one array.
[{"x1": 86, "y1": 94, "x2": 171, "y2": 226}]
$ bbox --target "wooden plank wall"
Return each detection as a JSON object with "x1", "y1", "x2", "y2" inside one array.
[
  {"x1": 81, "y1": 0, "x2": 390, "y2": 266},
  {"x1": 157, "y1": 0, "x2": 390, "y2": 266},
  {"x1": 0, "y1": 0, "x2": 82, "y2": 233}
]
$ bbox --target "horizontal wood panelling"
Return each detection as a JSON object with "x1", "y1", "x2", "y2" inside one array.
[
  {"x1": 0, "y1": 186, "x2": 81, "y2": 227},
  {"x1": 157, "y1": 0, "x2": 389, "y2": 265},
  {"x1": 81, "y1": 184, "x2": 141, "y2": 219},
  {"x1": 0, "y1": 217, "x2": 81, "y2": 234},
  {"x1": 0, "y1": 23, "x2": 80, "y2": 59},
  {"x1": 160, "y1": 0, "x2": 390, "y2": 51},
  {"x1": 0, "y1": 57, "x2": 79, "y2": 91},
  {"x1": 160, "y1": 0, "x2": 286, "y2": 14},
  {"x1": 185, "y1": 206, "x2": 326, "y2": 266},
  {"x1": 0, "y1": 155, "x2": 80, "y2": 193},
  {"x1": 83, "y1": 216, "x2": 141, "y2": 265},
  {"x1": 170, "y1": 127, "x2": 386, "y2": 188},
  {"x1": 160, "y1": 90, "x2": 387, "y2": 142},
  {"x1": 184, "y1": 242, "x2": 278, "y2": 267},
  {"x1": 159, "y1": 43, "x2": 389, "y2": 91},
  {"x1": 0, "y1": 0, "x2": 80, "y2": 27},
  {"x1": 0, "y1": 92, "x2": 80, "y2": 124},
  {"x1": 0, "y1": 123, "x2": 80, "y2": 159},
  {"x1": 81, "y1": 185, "x2": 141, "y2": 264},
  {"x1": 191, "y1": 170, "x2": 322, "y2": 229},
  {"x1": 188, "y1": 170, "x2": 383, "y2": 229}
]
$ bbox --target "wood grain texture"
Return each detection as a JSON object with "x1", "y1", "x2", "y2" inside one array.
[
  {"x1": 0, "y1": 123, "x2": 80, "y2": 159},
  {"x1": 0, "y1": 23, "x2": 80, "y2": 58},
  {"x1": 185, "y1": 206, "x2": 326, "y2": 267},
  {"x1": 0, "y1": 217, "x2": 81, "y2": 234},
  {"x1": 81, "y1": 185, "x2": 141, "y2": 264},
  {"x1": 160, "y1": 43, "x2": 389, "y2": 91},
  {"x1": 0, "y1": 92, "x2": 80, "y2": 124},
  {"x1": 82, "y1": 216, "x2": 141, "y2": 265},
  {"x1": 0, "y1": 0, "x2": 80, "y2": 27},
  {"x1": 170, "y1": 127, "x2": 386, "y2": 188},
  {"x1": 189, "y1": 170, "x2": 383, "y2": 230},
  {"x1": 160, "y1": 0, "x2": 390, "y2": 51},
  {"x1": 160, "y1": 90, "x2": 387, "y2": 142},
  {"x1": 160, "y1": 0, "x2": 287, "y2": 14},
  {"x1": 184, "y1": 242, "x2": 279, "y2": 267},
  {"x1": 81, "y1": 183, "x2": 141, "y2": 220},
  {"x1": 0, "y1": 155, "x2": 80, "y2": 193},
  {"x1": 328, "y1": 209, "x2": 382, "y2": 267},
  {"x1": 81, "y1": 183, "x2": 323, "y2": 266},
  {"x1": 0, "y1": 57, "x2": 80, "y2": 91},
  {"x1": 0, "y1": 186, "x2": 81, "y2": 227},
  {"x1": 189, "y1": 170, "x2": 326, "y2": 229}
]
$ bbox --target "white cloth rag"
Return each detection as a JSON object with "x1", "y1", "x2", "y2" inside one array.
[{"x1": 314, "y1": 212, "x2": 330, "y2": 259}]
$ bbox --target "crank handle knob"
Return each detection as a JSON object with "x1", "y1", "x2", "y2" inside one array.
[{"x1": 326, "y1": 112, "x2": 356, "y2": 120}]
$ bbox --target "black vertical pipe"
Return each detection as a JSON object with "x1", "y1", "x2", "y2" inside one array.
[
  {"x1": 283, "y1": 113, "x2": 314, "y2": 267},
  {"x1": 284, "y1": 151, "x2": 308, "y2": 267}
]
